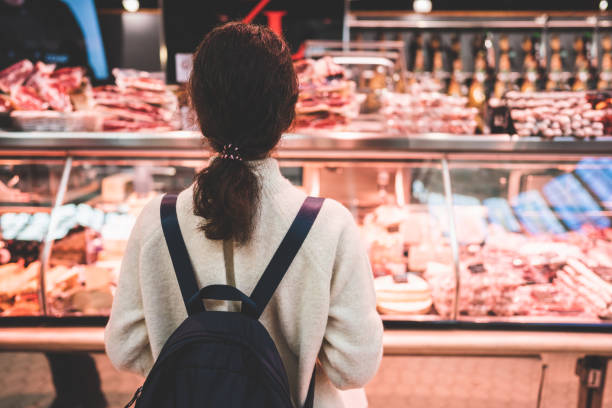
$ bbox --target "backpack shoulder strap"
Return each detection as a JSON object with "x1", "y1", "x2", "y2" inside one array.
[
  {"x1": 248, "y1": 196, "x2": 325, "y2": 318},
  {"x1": 160, "y1": 193, "x2": 204, "y2": 315}
]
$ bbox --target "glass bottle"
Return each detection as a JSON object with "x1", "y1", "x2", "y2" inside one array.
[
  {"x1": 448, "y1": 58, "x2": 466, "y2": 96},
  {"x1": 494, "y1": 53, "x2": 514, "y2": 98},
  {"x1": 521, "y1": 54, "x2": 538, "y2": 93}
]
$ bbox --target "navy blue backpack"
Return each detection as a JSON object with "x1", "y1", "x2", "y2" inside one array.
[{"x1": 125, "y1": 194, "x2": 324, "y2": 408}]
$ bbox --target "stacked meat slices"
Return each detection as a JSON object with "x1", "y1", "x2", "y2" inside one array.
[
  {"x1": 294, "y1": 57, "x2": 361, "y2": 129},
  {"x1": 424, "y1": 227, "x2": 612, "y2": 320},
  {"x1": 92, "y1": 68, "x2": 178, "y2": 131},
  {"x1": 0, "y1": 60, "x2": 84, "y2": 112}
]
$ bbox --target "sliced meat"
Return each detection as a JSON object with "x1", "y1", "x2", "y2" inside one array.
[
  {"x1": 0, "y1": 60, "x2": 35, "y2": 93},
  {"x1": 10, "y1": 86, "x2": 48, "y2": 111}
]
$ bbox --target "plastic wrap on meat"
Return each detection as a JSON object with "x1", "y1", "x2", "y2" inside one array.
[
  {"x1": 113, "y1": 68, "x2": 166, "y2": 92},
  {"x1": 0, "y1": 60, "x2": 34, "y2": 93},
  {"x1": 10, "y1": 86, "x2": 48, "y2": 111}
]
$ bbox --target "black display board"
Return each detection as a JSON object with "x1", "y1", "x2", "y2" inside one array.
[{"x1": 162, "y1": 0, "x2": 344, "y2": 83}]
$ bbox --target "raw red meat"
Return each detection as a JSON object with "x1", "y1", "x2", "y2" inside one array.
[
  {"x1": 37, "y1": 82, "x2": 72, "y2": 112},
  {"x1": 24, "y1": 61, "x2": 56, "y2": 88},
  {"x1": 10, "y1": 86, "x2": 48, "y2": 111},
  {"x1": 0, "y1": 94, "x2": 12, "y2": 112},
  {"x1": 0, "y1": 60, "x2": 34, "y2": 93},
  {"x1": 25, "y1": 63, "x2": 72, "y2": 112},
  {"x1": 92, "y1": 71, "x2": 178, "y2": 131},
  {"x1": 50, "y1": 67, "x2": 84, "y2": 93}
]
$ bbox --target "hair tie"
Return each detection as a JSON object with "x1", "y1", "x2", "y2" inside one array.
[{"x1": 220, "y1": 143, "x2": 243, "y2": 161}]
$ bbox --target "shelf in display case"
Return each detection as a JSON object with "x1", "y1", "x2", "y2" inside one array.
[{"x1": 1, "y1": 131, "x2": 612, "y2": 156}]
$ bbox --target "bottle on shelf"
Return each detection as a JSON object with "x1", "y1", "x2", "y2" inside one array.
[
  {"x1": 598, "y1": 53, "x2": 612, "y2": 90},
  {"x1": 521, "y1": 54, "x2": 539, "y2": 93},
  {"x1": 449, "y1": 34, "x2": 461, "y2": 64},
  {"x1": 602, "y1": 35, "x2": 612, "y2": 59},
  {"x1": 550, "y1": 35, "x2": 568, "y2": 69},
  {"x1": 598, "y1": 36, "x2": 612, "y2": 90},
  {"x1": 519, "y1": 36, "x2": 539, "y2": 92},
  {"x1": 499, "y1": 34, "x2": 516, "y2": 70},
  {"x1": 546, "y1": 53, "x2": 568, "y2": 90},
  {"x1": 573, "y1": 54, "x2": 591, "y2": 91},
  {"x1": 393, "y1": 32, "x2": 407, "y2": 93},
  {"x1": 521, "y1": 36, "x2": 534, "y2": 67},
  {"x1": 408, "y1": 33, "x2": 425, "y2": 85},
  {"x1": 469, "y1": 52, "x2": 487, "y2": 103},
  {"x1": 468, "y1": 51, "x2": 488, "y2": 132},
  {"x1": 472, "y1": 34, "x2": 494, "y2": 97},
  {"x1": 484, "y1": 32, "x2": 496, "y2": 72},
  {"x1": 447, "y1": 58, "x2": 466, "y2": 96},
  {"x1": 429, "y1": 35, "x2": 446, "y2": 88},
  {"x1": 494, "y1": 53, "x2": 516, "y2": 98},
  {"x1": 571, "y1": 36, "x2": 591, "y2": 91},
  {"x1": 547, "y1": 35, "x2": 569, "y2": 91}
]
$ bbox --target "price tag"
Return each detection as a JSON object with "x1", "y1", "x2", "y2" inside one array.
[
  {"x1": 587, "y1": 369, "x2": 602, "y2": 388},
  {"x1": 175, "y1": 53, "x2": 193, "y2": 83}
]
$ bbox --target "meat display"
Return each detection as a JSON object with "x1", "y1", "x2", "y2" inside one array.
[
  {"x1": 0, "y1": 60, "x2": 34, "y2": 93},
  {"x1": 10, "y1": 86, "x2": 49, "y2": 111},
  {"x1": 0, "y1": 212, "x2": 45, "y2": 316},
  {"x1": 424, "y1": 226, "x2": 612, "y2": 320},
  {"x1": 505, "y1": 91, "x2": 605, "y2": 138},
  {"x1": 0, "y1": 59, "x2": 88, "y2": 120},
  {"x1": 92, "y1": 68, "x2": 179, "y2": 132},
  {"x1": 358, "y1": 191, "x2": 612, "y2": 322},
  {"x1": 383, "y1": 92, "x2": 479, "y2": 135},
  {"x1": 382, "y1": 76, "x2": 479, "y2": 135},
  {"x1": 294, "y1": 57, "x2": 362, "y2": 129}
]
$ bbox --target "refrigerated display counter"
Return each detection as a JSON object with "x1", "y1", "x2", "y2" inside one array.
[{"x1": 0, "y1": 130, "x2": 611, "y2": 327}]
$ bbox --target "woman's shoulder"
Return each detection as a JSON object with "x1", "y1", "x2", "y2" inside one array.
[
  {"x1": 319, "y1": 197, "x2": 356, "y2": 226},
  {"x1": 130, "y1": 194, "x2": 165, "y2": 244}
]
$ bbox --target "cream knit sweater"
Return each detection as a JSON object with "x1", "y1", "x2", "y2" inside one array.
[{"x1": 105, "y1": 158, "x2": 383, "y2": 407}]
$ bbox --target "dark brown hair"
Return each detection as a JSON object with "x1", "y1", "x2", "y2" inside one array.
[{"x1": 189, "y1": 23, "x2": 298, "y2": 244}]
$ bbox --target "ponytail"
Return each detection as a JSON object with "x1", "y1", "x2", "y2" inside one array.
[
  {"x1": 189, "y1": 23, "x2": 298, "y2": 244},
  {"x1": 193, "y1": 157, "x2": 260, "y2": 244}
]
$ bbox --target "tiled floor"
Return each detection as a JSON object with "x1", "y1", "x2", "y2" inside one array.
[{"x1": 0, "y1": 352, "x2": 610, "y2": 408}]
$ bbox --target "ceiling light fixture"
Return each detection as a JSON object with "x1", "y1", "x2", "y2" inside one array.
[
  {"x1": 122, "y1": 0, "x2": 140, "y2": 13},
  {"x1": 413, "y1": 0, "x2": 432, "y2": 13}
]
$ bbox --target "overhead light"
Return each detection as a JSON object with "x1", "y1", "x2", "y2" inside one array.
[
  {"x1": 413, "y1": 0, "x2": 432, "y2": 13},
  {"x1": 122, "y1": 0, "x2": 140, "y2": 12},
  {"x1": 601, "y1": 0, "x2": 609, "y2": 11}
]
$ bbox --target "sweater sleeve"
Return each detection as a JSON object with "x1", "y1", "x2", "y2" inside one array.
[
  {"x1": 104, "y1": 211, "x2": 154, "y2": 377},
  {"x1": 318, "y1": 211, "x2": 383, "y2": 390}
]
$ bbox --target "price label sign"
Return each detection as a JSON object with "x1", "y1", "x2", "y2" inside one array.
[{"x1": 175, "y1": 53, "x2": 193, "y2": 83}]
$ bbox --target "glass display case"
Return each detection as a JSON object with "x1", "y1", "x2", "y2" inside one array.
[
  {"x1": 0, "y1": 131, "x2": 611, "y2": 331},
  {"x1": 0, "y1": 158, "x2": 67, "y2": 316}
]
